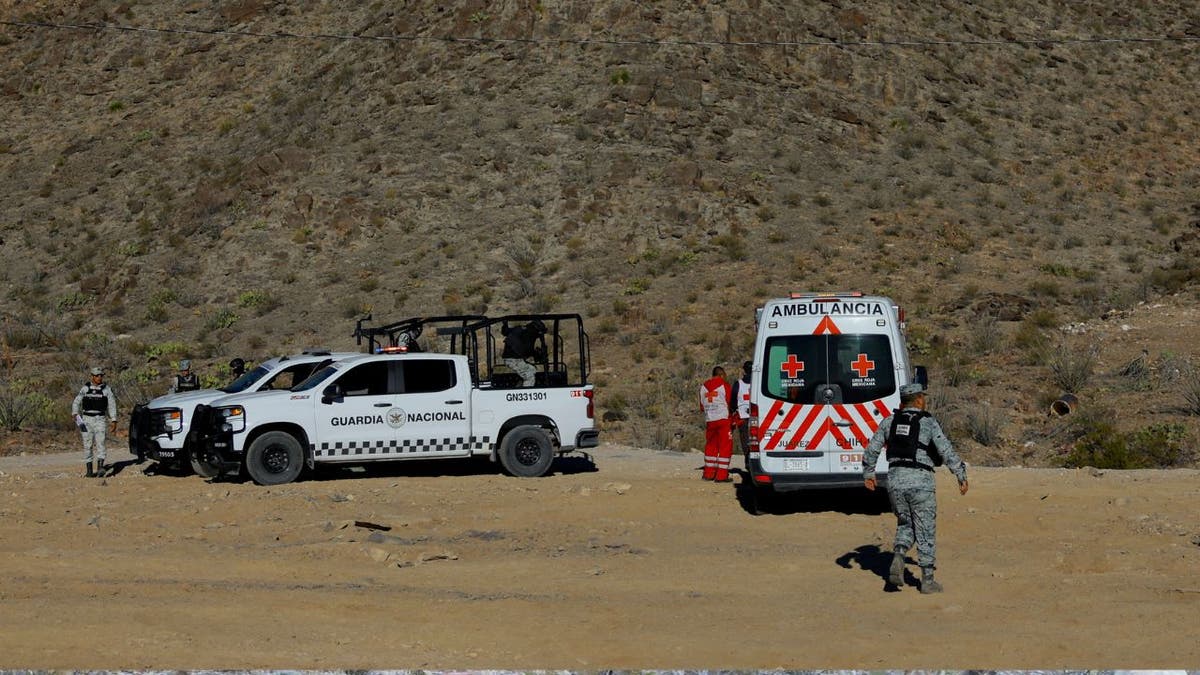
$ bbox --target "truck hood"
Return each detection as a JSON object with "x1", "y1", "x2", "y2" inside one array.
[
  {"x1": 206, "y1": 389, "x2": 302, "y2": 408},
  {"x1": 146, "y1": 389, "x2": 227, "y2": 410}
]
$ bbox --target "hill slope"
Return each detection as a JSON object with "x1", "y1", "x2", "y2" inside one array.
[{"x1": 1, "y1": 1, "x2": 1199, "y2": 464}]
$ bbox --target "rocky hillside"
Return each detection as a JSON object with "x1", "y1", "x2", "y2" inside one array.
[{"x1": 2, "y1": 1, "x2": 1199, "y2": 465}]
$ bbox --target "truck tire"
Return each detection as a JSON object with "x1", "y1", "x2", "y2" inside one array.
[
  {"x1": 245, "y1": 431, "x2": 304, "y2": 486},
  {"x1": 189, "y1": 444, "x2": 221, "y2": 479},
  {"x1": 499, "y1": 425, "x2": 555, "y2": 478}
]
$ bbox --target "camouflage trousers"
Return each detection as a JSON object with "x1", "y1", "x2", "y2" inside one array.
[
  {"x1": 887, "y1": 467, "x2": 938, "y2": 569},
  {"x1": 504, "y1": 358, "x2": 536, "y2": 387},
  {"x1": 80, "y1": 415, "x2": 108, "y2": 463}
]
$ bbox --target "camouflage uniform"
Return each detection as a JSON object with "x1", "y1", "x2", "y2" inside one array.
[
  {"x1": 71, "y1": 367, "x2": 118, "y2": 476},
  {"x1": 863, "y1": 402, "x2": 967, "y2": 587}
]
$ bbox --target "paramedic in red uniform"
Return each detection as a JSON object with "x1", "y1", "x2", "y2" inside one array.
[{"x1": 699, "y1": 366, "x2": 733, "y2": 482}]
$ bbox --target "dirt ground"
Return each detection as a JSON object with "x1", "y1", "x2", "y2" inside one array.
[{"x1": 0, "y1": 442, "x2": 1198, "y2": 670}]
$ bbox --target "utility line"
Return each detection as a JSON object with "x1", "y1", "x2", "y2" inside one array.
[{"x1": 2, "y1": 18, "x2": 1199, "y2": 50}]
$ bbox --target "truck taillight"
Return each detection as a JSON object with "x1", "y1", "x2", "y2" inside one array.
[{"x1": 585, "y1": 390, "x2": 594, "y2": 419}]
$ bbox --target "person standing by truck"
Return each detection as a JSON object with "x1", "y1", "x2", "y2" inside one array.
[
  {"x1": 862, "y1": 383, "x2": 968, "y2": 593},
  {"x1": 699, "y1": 366, "x2": 733, "y2": 482},
  {"x1": 169, "y1": 359, "x2": 200, "y2": 394},
  {"x1": 72, "y1": 366, "x2": 118, "y2": 478}
]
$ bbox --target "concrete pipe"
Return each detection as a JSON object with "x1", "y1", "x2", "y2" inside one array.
[{"x1": 1050, "y1": 393, "x2": 1078, "y2": 417}]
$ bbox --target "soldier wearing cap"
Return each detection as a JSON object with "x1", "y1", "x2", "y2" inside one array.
[
  {"x1": 862, "y1": 382, "x2": 968, "y2": 593},
  {"x1": 71, "y1": 366, "x2": 118, "y2": 478},
  {"x1": 169, "y1": 359, "x2": 200, "y2": 394}
]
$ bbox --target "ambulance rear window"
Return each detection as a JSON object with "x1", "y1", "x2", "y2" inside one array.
[{"x1": 762, "y1": 334, "x2": 895, "y2": 405}]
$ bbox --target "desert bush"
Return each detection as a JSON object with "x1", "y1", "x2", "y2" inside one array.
[
  {"x1": 0, "y1": 383, "x2": 47, "y2": 431},
  {"x1": 1049, "y1": 345, "x2": 1095, "y2": 393},
  {"x1": 1182, "y1": 368, "x2": 1200, "y2": 416},
  {"x1": 112, "y1": 366, "x2": 166, "y2": 408},
  {"x1": 203, "y1": 308, "x2": 238, "y2": 332},
  {"x1": 1066, "y1": 420, "x2": 1191, "y2": 469},
  {"x1": 970, "y1": 316, "x2": 1003, "y2": 355},
  {"x1": 963, "y1": 405, "x2": 1003, "y2": 446}
]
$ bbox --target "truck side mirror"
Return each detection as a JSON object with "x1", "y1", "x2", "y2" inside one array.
[
  {"x1": 914, "y1": 365, "x2": 929, "y2": 387},
  {"x1": 321, "y1": 384, "x2": 343, "y2": 404}
]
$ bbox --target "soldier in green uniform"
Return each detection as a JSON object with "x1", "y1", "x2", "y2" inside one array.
[{"x1": 863, "y1": 383, "x2": 968, "y2": 593}]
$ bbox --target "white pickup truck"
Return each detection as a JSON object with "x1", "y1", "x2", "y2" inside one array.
[
  {"x1": 127, "y1": 350, "x2": 354, "y2": 473},
  {"x1": 187, "y1": 314, "x2": 598, "y2": 485}
]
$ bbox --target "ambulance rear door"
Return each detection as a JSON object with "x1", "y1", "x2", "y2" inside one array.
[{"x1": 756, "y1": 300, "x2": 900, "y2": 479}]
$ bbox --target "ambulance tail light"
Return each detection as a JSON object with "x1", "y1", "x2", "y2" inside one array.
[
  {"x1": 755, "y1": 474, "x2": 772, "y2": 484},
  {"x1": 585, "y1": 390, "x2": 594, "y2": 419},
  {"x1": 748, "y1": 403, "x2": 760, "y2": 452}
]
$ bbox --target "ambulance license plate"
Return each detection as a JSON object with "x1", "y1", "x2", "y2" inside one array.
[{"x1": 783, "y1": 458, "x2": 810, "y2": 472}]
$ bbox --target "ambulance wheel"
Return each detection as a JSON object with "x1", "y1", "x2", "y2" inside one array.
[
  {"x1": 245, "y1": 431, "x2": 304, "y2": 485},
  {"x1": 751, "y1": 485, "x2": 775, "y2": 516},
  {"x1": 499, "y1": 426, "x2": 554, "y2": 478}
]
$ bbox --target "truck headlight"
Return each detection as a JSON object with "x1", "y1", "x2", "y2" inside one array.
[
  {"x1": 218, "y1": 405, "x2": 245, "y2": 433},
  {"x1": 164, "y1": 409, "x2": 183, "y2": 433}
]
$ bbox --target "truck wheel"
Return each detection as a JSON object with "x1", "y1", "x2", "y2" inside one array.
[
  {"x1": 189, "y1": 445, "x2": 221, "y2": 479},
  {"x1": 245, "y1": 431, "x2": 304, "y2": 485},
  {"x1": 499, "y1": 426, "x2": 555, "y2": 478}
]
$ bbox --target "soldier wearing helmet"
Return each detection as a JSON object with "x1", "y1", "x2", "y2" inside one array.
[{"x1": 71, "y1": 366, "x2": 118, "y2": 478}]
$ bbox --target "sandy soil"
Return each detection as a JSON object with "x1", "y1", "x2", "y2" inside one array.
[{"x1": 0, "y1": 442, "x2": 1198, "y2": 670}]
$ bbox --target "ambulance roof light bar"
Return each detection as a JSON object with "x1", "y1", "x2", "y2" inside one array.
[{"x1": 788, "y1": 291, "x2": 865, "y2": 299}]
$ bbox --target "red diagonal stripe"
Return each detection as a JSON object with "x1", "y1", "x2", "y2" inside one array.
[
  {"x1": 765, "y1": 403, "x2": 804, "y2": 450},
  {"x1": 874, "y1": 399, "x2": 892, "y2": 418},
  {"x1": 786, "y1": 404, "x2": 824, "y2": 450},
  {"x1": 758, "y1": 399, "x2": 785, "y2": 439},
  {"x1": 835, "y1": 404, "x2": 870, "y2": 448},
  {"x1": 828, "y1": 423, "x2": 850, "y2": 450},
  {"x1": 854, "y1": 402, "x2": 879, "y2": 432},
  {"x1": 807, "y1": 417, "x2": 832, "y2": 449}
]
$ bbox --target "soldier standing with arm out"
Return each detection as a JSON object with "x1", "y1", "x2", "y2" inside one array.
[
  {"x1": 71, "y1": 366, "x2": 118, "y2": 478},
  {"x1": 862, "y1": 383, "x2": 968, "y2": 593}
]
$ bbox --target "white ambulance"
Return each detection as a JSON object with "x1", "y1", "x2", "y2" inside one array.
[{"x1": 747, "y1": 292, "x2": 926, "y2": 506}]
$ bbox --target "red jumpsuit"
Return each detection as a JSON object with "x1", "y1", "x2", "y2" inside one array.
[{"x1": 699, "y1": 376, "x2": 733, "y2": 481}]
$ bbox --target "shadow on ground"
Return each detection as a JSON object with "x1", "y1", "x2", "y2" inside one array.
[
  {"x1": 202, "y1": 452, "x2": 599, "y2": 484},
  {"x1": 836, "y1": 544, "x2": 919, "y2": 592},
  {"x1": 730, "y1": 468, "x2": 892, "y2": 516}
]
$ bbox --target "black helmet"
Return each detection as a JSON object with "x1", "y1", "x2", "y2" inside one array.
[{"x1": 229, "y1": 357, "x2": 245, "y2": 371}]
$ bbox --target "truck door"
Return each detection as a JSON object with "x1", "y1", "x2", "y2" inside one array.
[
  {"x1": 392, "y1": 357, "x2": 473, "y2": 458},
  {"x1": 314, "y1": 360, "x2": 400, "y2": 461}
]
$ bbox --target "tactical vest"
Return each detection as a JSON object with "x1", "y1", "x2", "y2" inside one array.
[
  {"x1": 885, "y1": 409, "x2": 942, "y2": 469},
  {"x1": 81, "y1": 383, "x2": 109, "y2": 416},
  {"x1": 174, "y1": 373, "x2": 200, "y2": 392}
]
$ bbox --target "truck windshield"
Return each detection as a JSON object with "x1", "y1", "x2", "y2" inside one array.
[
  {"x1": 219, "y1": 365, "x2": 272, "y2": 394},
  {"x1": 762, "y1": 334, "x2": 895, "y2": 405},
  {"x1": 291, "y1": 365, "x2": 339, "y2": 392}
]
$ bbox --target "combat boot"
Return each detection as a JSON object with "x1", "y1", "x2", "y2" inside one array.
[
  {"x1": 85, "y1": 463, "x2": 95, "y2": 478},
  {"x1": 888, "y1": 552, "x2": 905, "y2": 587},
  {"x1": 920, "y1": 568, "x2": 943, "y2": 594},
  {"x1": 94, "y1": 460, "x2": 105, "y2": 478}
]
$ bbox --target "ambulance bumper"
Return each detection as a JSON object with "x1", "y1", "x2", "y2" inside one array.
[{"x1": 748, "y1": 456, "x2": 887, "y2": 492}]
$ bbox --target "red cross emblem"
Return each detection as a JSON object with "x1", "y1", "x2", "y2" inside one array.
[
  {"x1": 851, "y1": 353, "x2": 875, "y2": 378},
  {"x1": 780, "y1": 354, "x2": 805, "y2": 378},
  {"x1": 705, "y1": 388, "x2": 720, "y2": 402}
]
